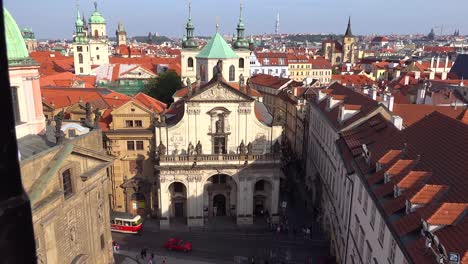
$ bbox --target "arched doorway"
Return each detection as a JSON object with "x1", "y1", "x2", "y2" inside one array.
[
  {"x1": 204, "y1": 174, "x2": 237, "y2": 219},
  {"x1": 168, "y1": 182, "x2": 187, "y2": 223},
  {"x1": 253, "y1": 179, "x2": 273, "y2": 218},
  {"x1": 213, "y1": 194, "x2": 226, "y2": 216}
]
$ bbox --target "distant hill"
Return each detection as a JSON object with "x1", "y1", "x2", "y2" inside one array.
[
  {"x1": 284, "y1": 34, "x2": 341, "y2": 43},
  {"x1": 132, "y1": 35, "x2": 173, "y2": 44}
]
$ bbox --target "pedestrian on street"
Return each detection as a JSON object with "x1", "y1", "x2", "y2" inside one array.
[
  {"x1": 251, "y1": 256, "x2": 255, "y2": 264},
  {"x1": 151, "y1": 253, "x2": 154, "y2": 260},
  {"x1": 140, "y1": 249, "x2": 145, "y2": 259}
]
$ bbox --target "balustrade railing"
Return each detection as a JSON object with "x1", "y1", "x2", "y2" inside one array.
[{"x1": 159, "y1": 153, "x2": 279, "y2": 162}]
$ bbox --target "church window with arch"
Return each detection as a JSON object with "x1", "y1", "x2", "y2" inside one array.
[
  {"x1": 229, "y1": 65, "x2": 235, "y2": 81},
  {"x1": 78, "y1": 53, "x2": 83, "y2": 64},
  {"x1": 188, "y1": 57, "x2": 194, "y2": 68},
  {"x1": 239, "y1": 58, "x2": 244, "y2": 69}
]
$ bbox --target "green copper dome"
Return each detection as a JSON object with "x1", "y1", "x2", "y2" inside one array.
[
  {"x1": 75, "y1": 10, "x2": 84, "y2": 27},
  {"x1": 196, "y1": 32, "x2": 238, "y2": 59},
  {"x1": 89, "y1": 2, "x2": 105, "y2": 24},
  {"x1": 3, "y1": 8, "x2": 30, "y2": 64}
]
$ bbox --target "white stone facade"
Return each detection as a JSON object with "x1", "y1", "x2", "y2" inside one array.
[{"x1": 156, "y1": 79, "x2": 283, "y2": 227}]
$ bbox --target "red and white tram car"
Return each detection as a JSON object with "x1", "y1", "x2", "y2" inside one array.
[{"x1": 110, "y1": 211, "x2": 143, "y2": 234}]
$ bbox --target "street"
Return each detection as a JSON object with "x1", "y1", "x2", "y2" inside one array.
[{"x1": 113, "y1": 163, "x2": 330, "y2": 264}]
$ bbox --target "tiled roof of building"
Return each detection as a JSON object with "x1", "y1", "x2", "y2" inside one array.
[
  {"x1": 255, "y1": 52, "x2": 288, "y2": 66},
  {"x1": 40, "y1": 72, "x2": 96, "y2": 88},
  {"x1": 331, "y1": 74, "x2": 376, "y2": 89},
  {"x1": 393, "y1": 104, "x2": 466, "y2": 127},
  {"x1": 371, "y1": 36, "x2": 389, "y2": 42},
  {"x1": 423, "y1": 46, "x2": 456, "y2": 53},
  {"x1": 426, "y1": 203, "x2": 467, "y2": 225},
  {"x1": 250, "y1": 74, "x2": 292, "y2": 89},
  {"x1": 310, "y1": 57, "x2": 332, "y2": 69},
  {"x1": 312, "y1": 82, "x2": 381, "y2": 130}
]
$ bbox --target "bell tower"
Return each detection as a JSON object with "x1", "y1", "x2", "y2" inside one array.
[
  {"x1": 73, "y1": 8, "x2": 91, "y2": 75},
  {"x1": 116, "y1": 21, "x2": 127, "y2": 46},
  {"x1": 181, "y1": 0, "x2": 200, "y2": 84},
  {"x1": 342, "y1": 16, "x2": 356, "y2": 63}
]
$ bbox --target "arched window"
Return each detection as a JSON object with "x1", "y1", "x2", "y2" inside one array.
[
  {"x1": 229, "y1": 65, "x2": 235, "y2": 81},
  {"x1": 94, "y1": 30, "x2": 99, "y2": 38},
  {"x1": 78, "y1": 53, "x2": 83, "y2": 64},
  {"x1": 239, "y1": 58, "x2": 245, "y2": 69},
  {"x1": 335, "y1": 56, "x2": 341, "y2": 64},
  {"x1": 188, "y1": 57, "x2": 194, "y2": 68}
]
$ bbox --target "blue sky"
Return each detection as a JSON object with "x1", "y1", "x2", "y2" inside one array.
[{"x1": 4, "y1": 0, "x2": 467, "y2": 39}]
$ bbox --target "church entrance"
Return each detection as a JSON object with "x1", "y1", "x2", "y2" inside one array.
[
  {"x1": 168, "y1": 182, "x2": 187, "y2": 225},
  {"x1": 174, "y1": 202, "x2": 184, "y2": 217},
  {"x1": 213, "y1": 194, "x2": 226, "y2": 216}
]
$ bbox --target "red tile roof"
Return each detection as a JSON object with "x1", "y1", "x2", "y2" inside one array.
[
  {"x1": 423, "y1": 46, "x2": 456, "y2": 53},
  {"x1": 410, "y1": 184, "x2": 448, "y2": 205},
  {"x1": 40, "y1": 72, "x2": 96, "y2": 88},
  {"x1": 310, "y1": 57, "x2": 332, "y2": 69},
  {"x1": 397, "y1": 171, "x2": 431, "y2": 189},
  {"x1": 427, "y1": 203, "x2": 467, "y2": 225},
  {"x1": 378, "y1": 150, "x2": 403, "y2": 165},
  {"x1": 250, "y1": 74, "x2": 292, "y2": 89},
  {"x1": 393, "y1": 104, "x2": 466, "y2": 127},
  {"x1": 331, "y1": 74, "x2": 377, "y2": 89}
]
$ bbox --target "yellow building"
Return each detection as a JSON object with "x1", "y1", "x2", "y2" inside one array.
[{"x1": 288, "y1": 54, "x2": 311, "y2": 81}]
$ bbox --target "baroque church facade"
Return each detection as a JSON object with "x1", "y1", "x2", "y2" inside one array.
[
  {"x1": 72, "y1": 2, "x2": 110, "y2": 75},
  {"x1": 322, "y1": 17, "x2": 358, "y2": 65},
  {"x1": 180, "y1": 2, "x2": 251, "y2": 85}
]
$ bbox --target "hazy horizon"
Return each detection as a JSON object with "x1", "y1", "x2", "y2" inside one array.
[{"x1": 4, "y1": 0, "x2": 466, "y2": 40}]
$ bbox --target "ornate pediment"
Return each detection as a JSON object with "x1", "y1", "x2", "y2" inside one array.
[{"x1": 189, "y1": 83, "x2": 252, "y2": 102}]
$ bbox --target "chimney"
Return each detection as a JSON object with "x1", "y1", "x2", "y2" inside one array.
[
  {"x1": 444, "y1": 56, "x2": 449, "y2": 72},
  {"x1": 441, "y1": 72, "x2": 447, "y2": 80},
  {"x1": 388, "y1": 94, "x2": 394, "y2": 111},
  {"x1": 396, "y1": 70, "x2": 401, "y2": 79},
  {"x1": 416, "y1": 85, "x2": 426, "y2": 104},
  {"x1": 392, "y1": 115, "x2": 403, "y2": 130},
  {"x1": 404, "y1": 75, "x2": 410, "y2": 86},
  {"x1": 430, "y1": 57, "x2": 434, "y2": 69},
  {"x1": 371, "y1": 88, "x2": 377, "y2": 100},
  {"x1": 414, "y1": 71, "x2": 420, "y2": 80},
  {"x1": 429, "y1": 71, "x2": 435, "y2": 80},
  {"x1": 436, "y1": 56, "x2": 440, "y2": 71}
]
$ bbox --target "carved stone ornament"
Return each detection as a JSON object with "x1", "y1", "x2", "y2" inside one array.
[
  {"x1": 187, "y1": 175, "x2": 202, "y2": 182},
  {"x1": 238, "y1": 140, "x2": 246, "y2": 155},
  {"x1": 247, "y1": 142, "x2": 253, "y2": 155},
  {"x1": 93, "y1": 107, "x2": 102, "y2": 128},
  {"x1": 273, "y1": 140, "x2": 281, "y2": 154}
]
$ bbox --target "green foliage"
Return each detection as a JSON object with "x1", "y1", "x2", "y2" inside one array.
[
  {"x1": 143, "y1": 71, "x2": 182, "y2": 106},
  {"x1": 332, "y1": 68, "x2": 341, "y2": 75}
]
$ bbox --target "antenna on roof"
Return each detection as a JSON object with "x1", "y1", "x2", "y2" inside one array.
[{"x1": 216, "y1": 16, "x2": 219, "y2": 32}]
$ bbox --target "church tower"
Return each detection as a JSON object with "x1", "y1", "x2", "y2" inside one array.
[
  {"x1": 232, "y1": 1, "x2": 250, "y2": 79},
  {"x1": 88, "y1": 1, "x2": 109, "y2": 65},
  {"x1": 181, "y1": 0, "x2": 200, "y2": 84},
  {"x1": 116, "y1": 21, "x2": 127, "y2": 46},
  {"x1": 73, "y1": 9, "x2": 91, "y2": 75},
  {"x1": 342, "y1": 16, "x2": 356, "y2": 63}
]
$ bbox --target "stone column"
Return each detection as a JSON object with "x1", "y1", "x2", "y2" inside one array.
[
  {"x1": 187, "y1": 176, "x2": 204, "y2": 226},
  {"x1": 271, "y1": 175, "x2": 281, "y2": 223},
  {"x1": 159, "y1": 180, "x2": 170, "y2": 229},
  {"x1": 237, "y1": 175, "x2": 253, "y2": 225}
]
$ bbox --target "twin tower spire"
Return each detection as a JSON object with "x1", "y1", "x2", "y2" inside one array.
[{"x1": 182, "y1": 0, "x2": 248, "y2": 49}]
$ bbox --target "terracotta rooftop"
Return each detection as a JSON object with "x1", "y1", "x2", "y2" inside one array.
[
  {"x1": 410, "y1": 184, "x2": 448, "y2": 205},
  {"x1": 427, "y1": 203, "x2": 467, "y2": 225},
  {"x1": 378, "y1": 150, "x2": 403, "y2": 165},
  {"x1": 393, "y1": 104, "x2": 466, "y2": 127},
  {"x1": 387, "y1": 159, "x2": 416, "y2": 176},
  {"x1": 250, "y1": 74, "x2": 292, "y2": 89},
  {"x1": 397, "y1": 171, "x2": 431, "y2": 189}
]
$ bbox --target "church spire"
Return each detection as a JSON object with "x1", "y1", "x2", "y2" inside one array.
[
  {"x1": 182, "y1": 0, "x2": 197, "y2": 49},
  {"x1": 344, "y1": 16, "x2": 353, "y2": 37},
  {"x1": 233, "y1": 0, "x2": 248, "y2": 49}
]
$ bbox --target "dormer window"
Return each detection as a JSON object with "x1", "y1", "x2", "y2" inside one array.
[
  {"x1": 394, "y1": 185, "x2": 401, "y2": 198},
  {"x1": 62, "y1": 169, "x2": 73, "y2": 199},
  {"x1": 384, "y1": 172, "x2": 391, "y2": 183}
]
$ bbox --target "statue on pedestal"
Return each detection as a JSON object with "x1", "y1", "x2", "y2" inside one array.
[
  {"x1": 157, "y1": 141, "x2": 166, "y2": 157},
  {"x1": 93, "y1": 108, "x2": 101, "y2": 129},
  {"x1": 247, "y1": 142, "x2": 253, "y2": 155},
  {"x1": 238, "y1": 140, "x2": 246, "y2": 155},
  {"x1": 187, "y1": 142, "x2": 194, "y2": 156},
  {"x1": 239, "y1": 74, "x2": 245, "y2": 93},
  {"x1": 195, "y1": 140, "x2": 202, "y2": 155},
  {"x1": 85, "y1": 102, "x2": 92, "y2": 127},
  {"x1": 217, "y1": 141, "x2": 223, "y2": 154},
  {"x1": 273, "y1": 140, "x2": 281, "y2": 154},
  {"x1": 54, "y1": 110, "x2": 65, "y2": 145}
]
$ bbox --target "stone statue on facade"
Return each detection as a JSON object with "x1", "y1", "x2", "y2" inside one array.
[
  {"x1": 214, "y1": 60, "x2": 223, "y2": 79},
  {"x1": 217, "y1": 141, "x2": 223, "y2": 155},
  {"x1": 247, "y1": 142, "x2": 253, "y2": 155},
  {"x1": 187, "y1": 142, "x2": 194, "y2": 156},
  {"x1": 273, "y1": 140, "x2": 281, "y2": 154},
  {"x1": 85, "y1": 102, "x2": 92, "y2": 127},
  {"x1": 54, "y1": 110, "x2": 65, "y2": 145},
  {"x1": 246, "y1": 78, "x2": 251, "y2": 95},
  {"x1": 157, "y1": 141, "x2": 166, "y2": 157},
  {"x1": 93, "y1": 108, "x2": 101, "y2": 129},
  {"x1": 195, "y1": 140, "x2": 202, "y2": 155},
  {"x1": 187, "y1": 78, "x2": 193, "y2": 97},
  {"x1": 239, "y1": 74, "x2": 245, "y2": 93},
  {"x1": 215, "y1": 119, "x2": 223, "y2": 133},
  {"x1": 238, "y1": 140, "x2": 246, "y2": 155}
]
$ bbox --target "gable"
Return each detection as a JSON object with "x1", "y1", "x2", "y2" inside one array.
[
  {"x1": 120, "y1": 66, "x2": 156, "y2": 79},
  {"x1": 189, "y1": 82, "x2": 253, "y2": 102},
  {"x1": 111, "y1": 100, "x2": 152, "y2": 116}
]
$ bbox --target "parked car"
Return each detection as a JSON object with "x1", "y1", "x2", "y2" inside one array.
[{"x1": 164, "y1": 238, "x2": 192, "y2": 252}]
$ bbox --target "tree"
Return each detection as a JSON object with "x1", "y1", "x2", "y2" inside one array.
[{"x1": 143, "y1": 71, "x2": 182, "y2": 106}]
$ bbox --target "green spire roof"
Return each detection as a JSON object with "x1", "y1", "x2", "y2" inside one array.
[
  {"x1": 3, "y1": 8, "x2": 30, "y2": 65},
  {"x1": 75, "y1": 10, "x2": 84, "y2": 27},
  {"x1": 89, "y1": 1, "x2": 106, "y2": 24},
  {"x1": 197, "y1": 32, "x2": 238, "y2": 59}
]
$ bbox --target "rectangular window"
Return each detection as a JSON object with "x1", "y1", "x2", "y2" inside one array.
[
  {"x1": 80, "y1": 67, "x2": 83, "y2": 73},
  {"x1": 97, "y1": 55, "x2": 100, "y2": 60},
  {"x1": 358, "y1": 182, "x2": 363, "y2": 203},
  {"x1": 136, "y1": 141, "x2": 144, "y2": 150},
  {"x1": 62, "y1": 169, "x2": 73, "y2": 199},
  {"x1": 100, "y1": 234, "x2": 105, "y2": 250},
  {"x1": 10, "y1": 86, "x2": 21, "y2": 125},
  {"x1": 363, "y1": 191, "x2": 368, "y2": 214},
  {"x1": 125, "y1": 120, "x2": 134, "y2": 127},
  {"x1": 366, "y1": 241, "x2": 372, "y2": 264},
  {"x1": 388, "y1": 238, "x2": 396, "y2": 264},
  {"x1": 68, "y1": 129, "x2": 76, "y2": 138},
  {"x1": 370, "y1": 204, "x2": 377, "y2": 229},
  {"x1": 135, "y1": 120, "x2": 143, "y2": 127},
  {"x1": 378, "y1": 217, "x2": 385, "y2": 246},
  {"x1": 359, "y1": 227, "x2": 365, "y2": 254},
  {"x1": 354, "y1": 215, "x2": 360, "y2": 240},
  {"x1": 127, "y1": 141, "x2": 135, "y2": 150},
  {"x1": 77, "y1": 46, "x2": 83, "y2": 52}
]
